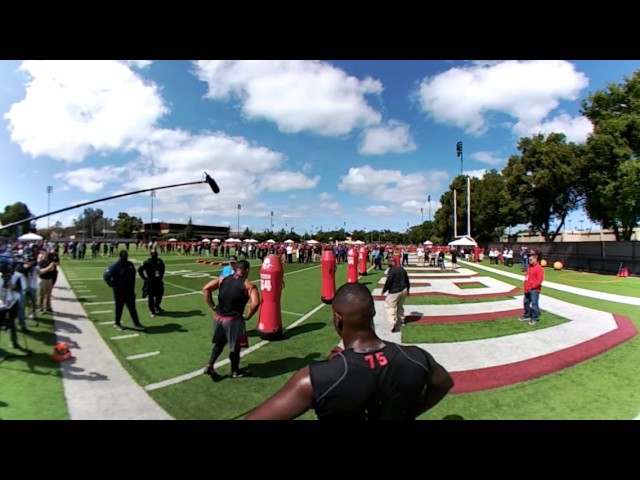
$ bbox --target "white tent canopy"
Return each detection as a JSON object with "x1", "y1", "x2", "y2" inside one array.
[
  {"x1": 423, "y1": 240, "x2": 433, "y2": 245},
  {"x1": 212, "y1": 238, "x2": 221, "y2": 242},
  {"x1": 201, "y1": 238, "x2": 211, "y2": 242},
  {"x1": 244, "y1": 239, "x2": 258, "y2": 243},
  {"x1": 17, "y1": 232, "x2": 43, "y2": 242},
  {"x1": 168, "y1": 238, "x2": 178, "y2": 242},
  {"x1": 225, "y1": 238, "x2": 241, "y2": 243},
  {"x1": 265, "y1": 239, "x2": 276, "y2": 244},
  {"x1": 353, "y1": 240, "x2": 365, "y2": 245},
  {"x1": 283, "y1": 239, "x2": 295, "y2": 244},
  {"x1": 306, "y1": 239, "x2": 320, "y2": 244},
  {"x1": 448, "y1": 236, "x2": 477, "y2": 247}
]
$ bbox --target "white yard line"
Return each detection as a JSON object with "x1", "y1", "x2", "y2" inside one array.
[
  {"x1": 90, "y1": 310, "x2": 113, "y2": 314},
  {"x1": 110, "y1": 334, "x2": 140, "y2": 340},
  {"x1": 127, "y1": 351, "x2": 161, "y2": 360},
  {"x1": 144, "y1": 303, "x2": 327, "y2": 391}
]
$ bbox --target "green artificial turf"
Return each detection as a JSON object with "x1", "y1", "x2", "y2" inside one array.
[
  {"x1": 402, "y1": 312, "x2": 568, "y2": 343},
  {"x1": 5, "y1": 249, "x2": 640, "y2": 420},
  {"x1": 0, "y1": 313, "x2": 68, "y2": 420}
]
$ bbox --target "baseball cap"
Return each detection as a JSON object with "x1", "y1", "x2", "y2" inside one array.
[{"x1": 229, "y1": 255, "x2": 238, "y2": 263}]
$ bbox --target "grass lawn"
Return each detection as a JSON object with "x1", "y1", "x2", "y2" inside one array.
[
  {"x1": 405, "y1": 295, "x2": 509, "y2": 305},
  {"x1": 402, "y1": 312, "x2": 568, "y2": 343},
  {"x1": 0, "y1": 313, "x2": 68, "y2": 420},
  {"x1": 453, "y1": 282, "x2": 489, "y2": 289}
]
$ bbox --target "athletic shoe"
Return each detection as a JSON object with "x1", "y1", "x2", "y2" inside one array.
[
  {"x1": 231, "y1": 369, "x2": 251, "y2": 378},
  {"x1": 113, "y1": 324, "x2": 124, "y2": 331},
  {"x1": 518, "y1": 316, "x2": 530, "y2": 322},
  {"x1": 133, "y1": 324, "x2": 147, "y2": 331},
  {"x1": 528, "y1": 320, "x2": 539, "y2": 326}
]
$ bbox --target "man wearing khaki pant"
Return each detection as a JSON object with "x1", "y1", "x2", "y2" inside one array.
[{"x1": 382, "y1": 258, "x2": 410, "y2": 333}]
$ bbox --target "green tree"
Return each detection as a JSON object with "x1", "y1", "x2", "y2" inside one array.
[
  {"x1": 433, "y1": 175, "x2": 473, "y2": 243},
  {"x1": 580, "y1": 71, "x2": 640, "y2": 240},
  {"x1": 471, "y1": 170, "x2": 514, "y2": 243},
  {"x1": 72, "y1": 208, "x2": 105, "y2": 238},
  {"x1": 502, "y1": 133, "x2": 584, "y2": 242},
  {"x1": 115, "y1": 212, "x2": 143, "y2": 239},
  {"x1": 184, "y1": 217, "x2": 194, "y2": 240},
  {"x1": 242, "y1": 227, "x2": 253, "y2": 239},
  {"x1": 0, "y1": 202, "x2": 33, "y2": 236}
]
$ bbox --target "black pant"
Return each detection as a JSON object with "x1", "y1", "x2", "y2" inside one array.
[
  {"x1": 114, "y1": 290, "x2": 141, "y2": 326},
  {"x1": 148, "y1": 281, "x2": 164, "y2": 312},
  {"x1": 0, "y1": 304, "x2": 18, "y2": 346}
]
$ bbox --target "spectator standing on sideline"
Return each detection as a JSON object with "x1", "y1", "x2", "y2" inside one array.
[
  {"x1": 220, "y1": 255, "x2": 238, "y2": 277},
  {"x1": 244, "y1": 283, "x2": 453, "y2": 420},
  {"x1": 104, "y1": 250, "x2": 146, "y2": 332},
  {"x1": 520, "y1": 249, "x2": 544, "y2": 326}
]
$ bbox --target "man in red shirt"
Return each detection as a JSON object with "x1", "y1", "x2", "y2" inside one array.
[{"x1": 520, "y1": 249, "x2": 544, "y2": 326}]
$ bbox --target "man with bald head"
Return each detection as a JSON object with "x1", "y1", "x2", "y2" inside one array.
[{"x1": 244, "y1": 283, "x2": 453, "y2": 420}]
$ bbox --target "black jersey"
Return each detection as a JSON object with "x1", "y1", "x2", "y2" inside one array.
[
  {"x1": 309, "y1": 342, "x2": 432, "y2": 420},
  {"x1": 216, "y1": 275, "x2": 249, "y2": 317}
]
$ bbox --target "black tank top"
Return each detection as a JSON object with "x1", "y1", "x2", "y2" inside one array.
[
  {"x1": 216, "y1": 275, "x2": 249, "y2": 317},
  {"x1": 309, "y1": 342, "x2": 432, "y2": 420}
]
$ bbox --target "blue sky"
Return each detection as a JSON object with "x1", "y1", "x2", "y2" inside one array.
[{"x1": 1, "y1": 60, "x2": 639, "y2": 235}]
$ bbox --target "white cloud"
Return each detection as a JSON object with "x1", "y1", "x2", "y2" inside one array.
[
  {"x1": 338, "y1": 165, "x2": 449, "y2": 204},
  {"x1": 416, "y1": 60, "x2": 589, "y2": 137},
  {"x1": 259, "y1": 171, "x2": 320, "y2": 192},
  {"x1": 464, "y1": 169, "x2": 487, "y2": 179},
  {"x1": 365, "y1": 205, "x2": 394, "y2": 216},
  {"x1": 319, "y1": 201, "x2": 341, "y2": 212},
  {"x1": 5, "y1": 60, "x2": 167, "y2": 162},
  {"x1": 470, "y1": 151, "x2": 504, "y2": 166},
  {"x1": 318, "y1": 192, "x2": 332, "y2": 201},
  {"x1": 122, "y1": 60, "x2": 153, "y2": 69},
  {"x1": 55, "y1": 166, "x2": 127, "y2": 193},
  {"x1": 192, "y1": 60, "x2": 383, "y2": 136},
  {"x1": 515, "y1": 113, "x2": 593, "y2": 143},
  {"x1": 301, "y1": 162, "x2": 312, "y2": 173},
  {"x1": 359, "y1": 120, "x2": 416, "y2": 155},
  {"x1": 125, "y1": 206, "x2": 150, "y2": 215}
]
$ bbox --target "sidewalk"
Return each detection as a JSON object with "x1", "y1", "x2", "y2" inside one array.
[{"x1": 52, "y1": 269, "x2": 173, "y2": 420}]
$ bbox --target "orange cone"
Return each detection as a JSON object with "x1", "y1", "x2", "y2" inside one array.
[{"x1": 52, "y1": 342, "x2": 73, "y2": 362}]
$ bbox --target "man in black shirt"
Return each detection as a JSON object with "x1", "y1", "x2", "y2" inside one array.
[
  {"x1": 137, "y1": 250, "x2": 165, "y2": 317},
  {"x1": 382, "y1": 257, "x2": 410, "y2": 332},
  {"x1": 244, "y1": 283, "x2": 453, "y2": 420},
  {"x1": 202, "y1": 259, "x2": 260, "y2": 380},
  {"x1": 103, "y1": 250, "x2": 146, "y2": 332}
]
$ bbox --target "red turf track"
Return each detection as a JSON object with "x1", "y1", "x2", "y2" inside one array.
[{"x1": 449, "y1": 314, "x2": 637, "y2": 393}]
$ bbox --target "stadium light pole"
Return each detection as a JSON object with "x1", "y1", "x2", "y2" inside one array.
[
  {"x1": 1, "y1": 172, "x2": 221, "y2": 233},
  {"x1": 456, "y1": 141, "x2": 463, "y2": 175},
  {"x1": 47, "y1": 186, "x2": 53, "y2": 240},
  {"x1": 428, "y1": 194, "x2": 431, "y2": 222},
  {"x1": 421, "y1": 207, "x2": 423, "y2": 224},
  {"x1": 150, "y1": 190, "x2": 156, "y2": 241},
  {"x1": 270, "y1": 210, "x2": 274, "y2": 230},
  {"x1": 237, "y1": 204, "x2": 241, "y2": 237}
]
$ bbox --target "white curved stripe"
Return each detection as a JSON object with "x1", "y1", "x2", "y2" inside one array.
[{"x1": 461, "y1": 260, "x2": 640, "y2": 306}]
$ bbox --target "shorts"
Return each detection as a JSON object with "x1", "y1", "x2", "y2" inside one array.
[{"x1": 212, "y1": 314, "x2": 248, "y2": 352}]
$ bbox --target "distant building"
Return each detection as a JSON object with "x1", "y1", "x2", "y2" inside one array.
[{"x1": 142, "y1": 222, "x2": 230, "y2": 240}]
